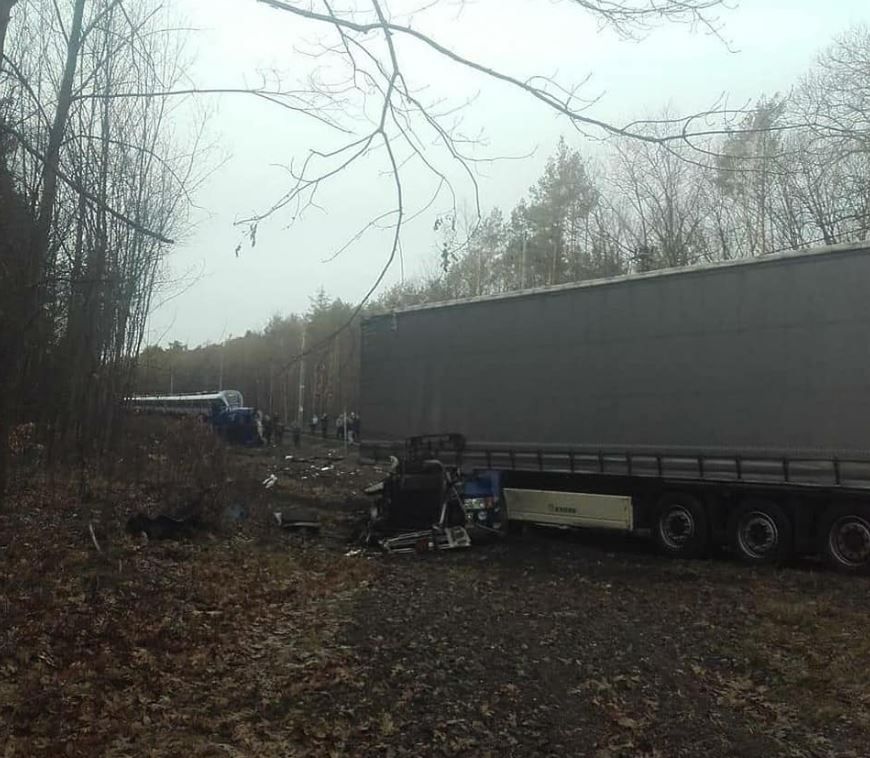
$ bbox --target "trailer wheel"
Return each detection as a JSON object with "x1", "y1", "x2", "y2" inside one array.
[
  {"x1": 653, "y1": 494, "x2": 709, "y2": 559},
  {"x1": 730, "y1": 500, "x2": 792, "y2": 565},
  {"x1": 820, "y1": 505, "x2": 870, "y2": 574}
]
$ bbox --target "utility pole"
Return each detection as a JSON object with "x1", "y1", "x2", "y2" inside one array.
[
  {"x1": 338, "y1": 336, "x2": 348, "y2": 455},
  {"x1": 283, "y1": 365, "x2": 289, "y2": 423},
  {"x1": 521, "y1": 233, "x2": 527, "y2": 289},
  {"x1": 296, "y1": 321, "x2": 307, "y2": 427},
  {"x1": 218, "y1": 321, "x2": 228, "y2": 391},
  {"x1": 218, "y1": 344, "x2": 224, "y2": 390}
]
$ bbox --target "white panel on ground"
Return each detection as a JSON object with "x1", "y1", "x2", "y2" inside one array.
[{"x1": 503, "y1": 489, "x2": 633, "y2": 530}]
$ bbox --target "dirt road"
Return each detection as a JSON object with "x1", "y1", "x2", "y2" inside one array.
[
  {"x1": 245, "y1": 443, "x2": 870, "y2": 757},
  {"x1": 329, "y1": 534, "x2": 869, "y2": 757}
]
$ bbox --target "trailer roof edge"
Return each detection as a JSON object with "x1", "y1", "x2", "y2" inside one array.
[{"x1": 376, "y1": 240, "x2": 870, "y2": 317}]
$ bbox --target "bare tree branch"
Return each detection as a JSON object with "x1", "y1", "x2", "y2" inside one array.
[{"x1": 1, "y1": 121, "x2": 173, "y2": 243}]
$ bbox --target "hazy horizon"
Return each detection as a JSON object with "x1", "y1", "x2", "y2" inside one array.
[{"x1": 148, "y1": 0, "x2": 870, "y2": 347}]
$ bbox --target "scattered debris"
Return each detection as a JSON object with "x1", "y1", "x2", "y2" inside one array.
[
  {"x1": 381, "y1": 525, "x2": 471, "y2": 554},
  {"x1": 125, "y1": 513, "x2": 200, "y2": 541},
  {"x1": 263, "y1": 473, "x2": 278, "y2": 489},
  {"x1": 273, "y1": 510, "x2": 321, "y2": 536},
  {"x1": 88, "y1": 522, "x2": 102, "y2": 554},
  {"x1": 363, "y1": 480, "x2": 384, "y2": 495}
]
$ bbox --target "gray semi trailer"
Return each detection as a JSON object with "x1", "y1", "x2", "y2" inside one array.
[{"x1": 360, "y1": 242, "x2": 870, "y2": 572}]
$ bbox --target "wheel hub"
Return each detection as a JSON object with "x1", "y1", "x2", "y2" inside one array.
[
  {"x1": 738, "y1": 511, "x2": 779, "y2": 558},
  {"x1": 660, "y1": 505, "x2": 695, "y2": 549},
  {"x1": 831, "y1": 517, "x2": 870, "y2": 567}
]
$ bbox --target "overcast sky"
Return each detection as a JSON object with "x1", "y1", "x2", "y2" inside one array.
[{"x1": 150, "y1": 0, "x2": 870, "y2": 347}]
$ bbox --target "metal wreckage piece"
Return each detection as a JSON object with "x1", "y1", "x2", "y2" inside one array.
[
  {"x1": 364, "y1": 439, "x2": 473, "y2": 554},
  {"x1": 379, "y1": 525, "x2": 471, "y2": 554}
]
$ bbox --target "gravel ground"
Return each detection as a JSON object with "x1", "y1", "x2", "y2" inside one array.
[{"x1": 328, "y1": 533, "x2": 870, "y2": 757}]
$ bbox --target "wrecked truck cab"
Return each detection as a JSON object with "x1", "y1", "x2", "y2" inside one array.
[
  {"x1": 364, "y1": 437, "x2": 471, "y2": 553},
  {"x1": 460, "y1": 470, "x2": 506, "y2": 533}
]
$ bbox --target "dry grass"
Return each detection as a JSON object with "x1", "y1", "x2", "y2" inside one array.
[
  {"x1": 0, "y1": 428, "x2": 378, "y2": 757},
  {"x1": 0, "y1": 502, "x2": 376, "y2": 756},
  {"x1": 736, "y1": 589, "x2": 870, "y2": 728}
]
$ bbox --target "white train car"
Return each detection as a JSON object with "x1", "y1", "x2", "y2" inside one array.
[{"x1": 125, "y1": 390, "x2": 244, "y2": 418}]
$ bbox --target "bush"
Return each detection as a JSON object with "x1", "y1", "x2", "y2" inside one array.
[{"x1": 112, "y1": 414, "x2": 229, "y2": 523}]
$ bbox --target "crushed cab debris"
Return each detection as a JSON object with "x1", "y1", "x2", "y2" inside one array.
[{"x1": 362, "y1": 438, "x2": 472, "y2": 554}]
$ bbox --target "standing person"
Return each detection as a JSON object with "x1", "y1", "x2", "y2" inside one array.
[
  {"x1": 320, "y1": 413, "x2": 329, "y2": 438},
  {"x1": 264, "y1": 414, "x2": 273, "y2": 447},
  {"x1": 254, "y1": 408, "x2": 265, "y2": 446},
  {"x1": 291, "y1": 419, "x2": 301, "y2": 448},
  {"x1": 310, "y1": 414, "x2": 318, "y2": 436},
  {"x1": 352, "y1": 412, "x2": 360, "y2": 442},
  {"x1": 274, "y1": 415, "x2": 285, "y2": 446},
  {"x1": 336, "y1": 413, "x2": 345, "y2": 440}
]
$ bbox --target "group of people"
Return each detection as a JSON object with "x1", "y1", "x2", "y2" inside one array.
[
  {"x1": 242, "y1": 409, "x2": 359, "y2": 447},
  {"x1": 308, "y1": 411, "x2": 360, "y2": 442},
  {"x1": 335, "y1": 412, "x2": 360, "y2": 442},
  {"x1": 253, "y1": 409, "x2": 285, "y2": 447}
]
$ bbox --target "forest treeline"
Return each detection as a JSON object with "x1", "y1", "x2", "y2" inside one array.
[{"x1": 135, "y1": 24, "x2": 870, "y2": 426}]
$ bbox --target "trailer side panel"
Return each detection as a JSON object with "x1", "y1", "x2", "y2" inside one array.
[{"x1": 361, "y1": 247, "x2": 870, "y2": 459}]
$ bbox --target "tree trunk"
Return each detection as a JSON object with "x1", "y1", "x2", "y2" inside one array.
[
  {"x1": 0, "y1": 0, "x2": 22, "y2": 502},
  {"x1": 14, "y1": 0, "x2": 87, "y2": 450},
  {"x1": 0, "y1": 0, "x2": 17, "y2": 65}
]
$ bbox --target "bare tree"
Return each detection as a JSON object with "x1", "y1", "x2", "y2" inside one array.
[
  {"x1": 781, "y1": 25, "x2": 870, "y2": 247},
  {"x1": 234, "y1": 0, "x2": 735, "y2": 365},
  {"x1": 799, "y1": 24, "x2": 870, "y2": 151},
  {"x1": 0, "y1": 0, "x2": 16, "y2": 63},
  {"x1": 0, "y1": 0, "x2": 209, "y2": 495},
  {"x1": 608, "y1": 120, "x2": 712, "y2": 269}
]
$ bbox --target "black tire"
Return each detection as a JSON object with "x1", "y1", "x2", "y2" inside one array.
[
  {"x1": 652, "y1": 493, "x2": 709, "y2": 559},
  {"x1": 820, "y1": 505, "x2": 870, "y2": 575},
  {"x1": 730, "y1": 499, "x2": 793, "y2": 565}
]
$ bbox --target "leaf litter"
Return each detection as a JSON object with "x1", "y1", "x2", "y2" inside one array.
[{"x1": 3, "y1": 440, "x2": 870, "y2": 756}]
